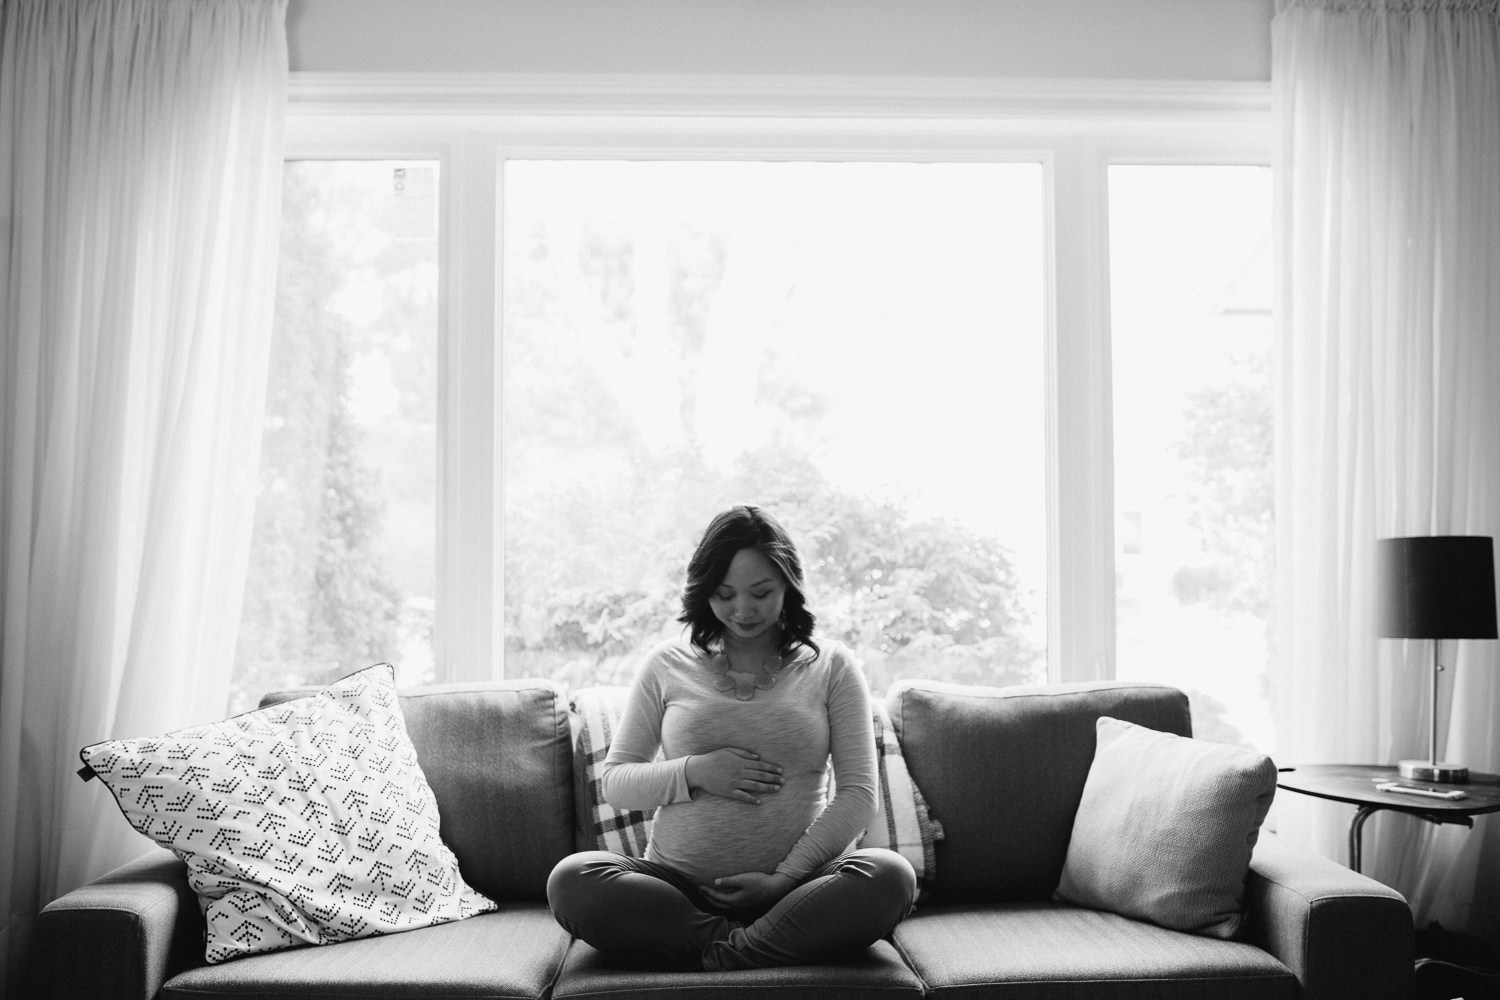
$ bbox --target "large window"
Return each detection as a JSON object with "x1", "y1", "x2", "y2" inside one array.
[
  {"x1": 1109, "y1": 165, "x2": 1275, "y2": 751},
  {"x1": 500, "y1": 160, "x2": 1047, "y2": 693},
  {"x1": 245, "y1": 79, "x2": 1274, "y2": 744}
]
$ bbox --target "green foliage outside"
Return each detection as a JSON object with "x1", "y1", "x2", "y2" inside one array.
[
  {"x1": 502, "y1": 445, "x2": 1045, "y2": 695},
  {"x1": 1175, "y1": 347, "x2": 1274, "y2": 621},
  {"x1": 1174, "y1": 345, "x2": 1275, "y2": 747},
  {"x1": 231, "y1": 165, "x2": 423, "y2": 713}
]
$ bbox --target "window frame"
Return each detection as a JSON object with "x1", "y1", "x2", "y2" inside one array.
[{"x1": 283, "y1": 72, "x2": 1272, "y2": 685}]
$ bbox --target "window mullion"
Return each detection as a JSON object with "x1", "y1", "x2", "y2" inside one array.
[
  {"x1": 1046, "y1": 139, "x2": 1116, "y2": 683},
  {"x1": 437, "y1": 135, "x2": 502, "y2": 683}
]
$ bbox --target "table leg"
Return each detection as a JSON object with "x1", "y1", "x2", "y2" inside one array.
[
  {"x1": 1347, "y1": 805, "x2": 1472, "y2": 874},
  {"x1": 1349, "y1": 805, "x2": 1378, "y2": 873}
]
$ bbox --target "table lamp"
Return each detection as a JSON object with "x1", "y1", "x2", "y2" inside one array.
[{"x1": 1376, "y1": 535, "x2": 1497, "y2": 784}]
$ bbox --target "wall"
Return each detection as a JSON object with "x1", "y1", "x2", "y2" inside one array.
[{"x1": 285, "y1": 0, "x2": 1274, "y2": 81}]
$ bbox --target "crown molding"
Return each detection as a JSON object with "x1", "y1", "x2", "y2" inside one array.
[{"x1": 287, "y1": 72, "x2": 1270, "y2": 125}]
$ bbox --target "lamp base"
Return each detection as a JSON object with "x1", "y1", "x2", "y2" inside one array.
[{"x1": 1398, "y1": 760, "x2": 1470, "y2": 784}]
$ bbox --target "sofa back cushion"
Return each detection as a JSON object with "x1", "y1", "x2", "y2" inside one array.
[
  {"x1": 887, "y1": 679, "x2": 1190, "y2": 903},
  {"x1": 261, "y1": 678, "x2": 574, "y2": 902}
]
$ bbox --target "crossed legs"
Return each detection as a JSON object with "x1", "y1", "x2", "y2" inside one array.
[{"x1": 546, "y1": 847, "x2": 917, "y2": 971}]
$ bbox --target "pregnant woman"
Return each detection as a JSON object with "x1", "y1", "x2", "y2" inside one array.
[{"x1": 546, "y1": 504, "x2": 917, "y2": 971}]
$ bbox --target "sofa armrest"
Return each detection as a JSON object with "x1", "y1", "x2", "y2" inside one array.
[
  {"x1": 30, "y1": 849, "x2": 204, "y2": 1000},
  {"x1": 1242, "y1": 833, "x2": 1414, "y2": 1000}
]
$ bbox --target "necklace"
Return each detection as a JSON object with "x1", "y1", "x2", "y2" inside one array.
[{"x1": 709, "y1": 650, "x2": 786, "y2": 701}]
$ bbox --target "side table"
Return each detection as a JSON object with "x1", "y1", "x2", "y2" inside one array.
[{"x1": 1276, "y1": 764, "x2": 1500, "y2": 873}]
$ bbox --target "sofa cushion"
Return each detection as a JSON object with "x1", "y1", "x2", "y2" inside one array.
[
  {"x1": 80, "y1": 664, "x2": 496, "y2": 964},
  {"x1": 552, "y1": 937, "x2": 924, "y2": 1000},
  {"x1": 161, "y1": 904, "x2": 570, "y2": 1000},
  {"x1": 887, "y1": 679, "x2": 1190, "y2": 902},
  {"x1": 1055, "y1": 717, "x2": 1277, "y2": 938},
  {"x1": 263, "y1": 676, "x2": 576, "y2": 903},
  {"x1": 892, "y1": 901, "x2": 1297, "y2": 1000}
]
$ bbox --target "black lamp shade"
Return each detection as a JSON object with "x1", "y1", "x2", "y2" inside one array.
[{"x1": 1377, "y1": 536, "x2": 1498, "y2": 639}]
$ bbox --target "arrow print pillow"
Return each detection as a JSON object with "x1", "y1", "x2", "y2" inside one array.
[{"x1": 79, "y1": 663, "x2": 496, "y2": 963}]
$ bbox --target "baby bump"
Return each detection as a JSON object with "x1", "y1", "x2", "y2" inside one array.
[{"x1": 649, "y1": 777, "x2": 825, "y2": 884}]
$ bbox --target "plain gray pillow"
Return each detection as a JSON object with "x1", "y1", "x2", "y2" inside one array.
[{"x1": 1054, "y1": 716, "x2": 1277, "y2": 938}]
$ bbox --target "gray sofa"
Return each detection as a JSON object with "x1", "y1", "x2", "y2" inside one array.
[{"x1": 33, "y1": 677, "x2": 1414, "y2": 1000}]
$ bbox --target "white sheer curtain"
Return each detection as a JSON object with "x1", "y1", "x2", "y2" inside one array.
[
  {"x1": 1273, "y1": 0, "x2": 1500, "y2": 945},
  {"x1": 0, "y1": 0, "x2": 287, "y2": 990}
]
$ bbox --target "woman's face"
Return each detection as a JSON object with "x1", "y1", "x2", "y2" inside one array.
[{"x1": 709, "y1": 547, "x2": 787, "y2": 646}]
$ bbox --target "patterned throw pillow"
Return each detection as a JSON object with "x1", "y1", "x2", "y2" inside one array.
[
  {"x1": 79, "y1": 663, "x2": 496, "y2": 963},
  {"x1": 569, "y1": 686, "x2": 942, "y2": 893}
]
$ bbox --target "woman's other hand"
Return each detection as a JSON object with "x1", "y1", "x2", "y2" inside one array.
[
  {"x1": 698, "y1": 871, "x2": 797, "y2": 911},
  {"x1": 685, "y1": 748, "x2": 783, "y2": 804}
]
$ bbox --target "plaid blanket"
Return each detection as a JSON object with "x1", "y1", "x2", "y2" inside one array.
[
  {"x1": 858, "y1": 699, "x2": 942, "y2": 891},
  {"x1": 569, "y1": 686, "x2": 942, "y2": 894},
  {"x1": 570, "y1": 686, "x2": 653, "y2": 858}
]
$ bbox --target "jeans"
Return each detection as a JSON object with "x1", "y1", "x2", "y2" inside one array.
[{"x1": 546, "y1": 847, "x2": 917, "y2": 971}]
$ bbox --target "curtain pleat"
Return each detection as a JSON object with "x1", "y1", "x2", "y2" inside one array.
[
  {"x1": 0, "y1": 0, "x2": 288, "y2": 991},
  {"x1": 1272, "y1": 0, "x2": 1500, "y2": 944}
]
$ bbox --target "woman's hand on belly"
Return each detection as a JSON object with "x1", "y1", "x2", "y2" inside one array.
[
  {"x1": 685, "y1": 747, "x2": 784, "y2": 805},
  {"x1": 698, "y1": 871, "x2": 798, "y2": 912}
]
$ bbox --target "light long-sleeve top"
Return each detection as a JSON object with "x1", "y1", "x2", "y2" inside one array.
[{"x1": 599, "y1": 637, "x2": 877, "y2": 886}]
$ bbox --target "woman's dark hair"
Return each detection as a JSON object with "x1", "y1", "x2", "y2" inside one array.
[{"x1": 679, "y1": 505, "x2": 819, "y2": 659}]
